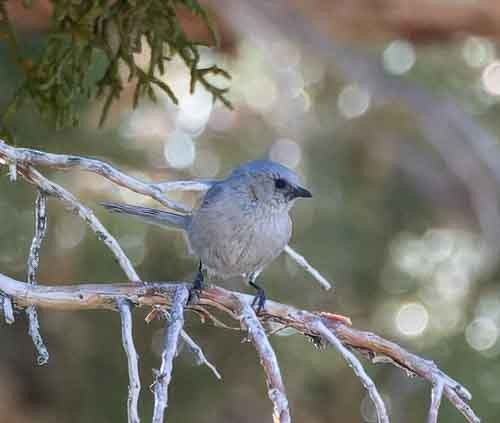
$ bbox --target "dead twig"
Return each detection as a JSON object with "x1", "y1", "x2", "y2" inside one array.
[
  {"x1": 118, "y1": 299, "x2": 141, "y2": 423},
  {"x1": 427, "y1": 378, "x2": 444, "y2": 423},
  {"x1": 310, "y1": 319, "x2": 389, "y2": 423},
  {"x1": 1, "y1": 294, "x2": 15, "y2": 324},
  {"x1": 151, "y1": 286, "x2": 189, "y2": 423},
  {"x1": 26, "y1": 190, "x2": 50, "y2": 365},
  {"x1": 237, "y1": 299, "x2": 291, "y2": 423}
]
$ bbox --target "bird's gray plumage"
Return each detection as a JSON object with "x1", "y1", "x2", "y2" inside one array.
[{"x1": 102, "y1": 160, "x2": 311, "y2": 297}]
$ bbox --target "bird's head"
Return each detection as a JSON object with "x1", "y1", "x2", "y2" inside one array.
[{"x1": 229, "y1": 160, "x2": 312, "y2": 211}]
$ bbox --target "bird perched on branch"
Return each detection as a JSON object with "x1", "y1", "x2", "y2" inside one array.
[{"x1": 102, "y1": 160, "x2": 312, "y2": 312}]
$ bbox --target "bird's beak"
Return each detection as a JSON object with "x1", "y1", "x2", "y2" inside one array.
[{"x1": 291, "y1": 185, "x2": 312, "y2": 199}]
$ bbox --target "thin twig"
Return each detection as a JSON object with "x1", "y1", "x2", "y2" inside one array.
[
  {"x1": 118, "y1": 299, "x2": 141, "y2": 423},
  {"x1": 283, "y1": 245, "x2": 332, "y2": 291},
  {"x1": 180, "y1": 330, "x2": 222, "y2": 379},
  {"x1": 13, "y1": 164, "x2": 140, "y2": 283},
  {"x1": 237, "y1": 299, "x2": 291, "y2": 423},
  {"x1": 26, "y1": 191, "x2": 50, "y2": 365},
  {"x1": 0, "y1": 140, "x2": 208, "y2": 212},
  {"x1": 311, "y1": 319, "x2": 390, "y2": 423},
  {"x1": 153, "y1": 307, "x2": 222, "y2": 379},
  {"x1": 152, "y1": 286, "x2": 189, "y2": 423},
  {"x1": 444, "y1": 386, "x2": 480, "y2": 423},
  {"x1": 8, "y1": 161, "x2": 16, "y2": 182},
  {"x1": 2, "y1": 295, "x2": 15, "y2": 324},
  {"x1": 427, "y1": 378, "x2": 444, "y2": 423},
  {"x1": 164, "y1": 309, "x2": 222, "y2": 380}
]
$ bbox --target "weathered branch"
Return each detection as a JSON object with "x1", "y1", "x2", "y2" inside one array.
[
  {"x1": 311, "y1": 319, "x2": 389, "y2": 423},
  {"x1": 0, "y1": 272, "x2": 480, "y2": 423},
  {"x1": 283, "y1": 245, "x2": 332, "y2": 291},
  {"x1": 152, "y1": 307, "x2": 222, "y2": 380},
  {"x1": 26, "y1": 190, "x2": 50, "y2": 365},
  {"x1": 151, "y1": 286, "x2": 189, "y2": 423},
  {"x1": 0, "y1": 141, "x2": 205, "y2": 213},
  {"x1": 0, "y1": 158, "x2": 141, "y2": 283},
  {"x1": 118, "y1": 299, "x2": 141, "y2": 423},
  {"x1": 1, "y1": 294, "x2": 14, "y2": 324},
  {"x1": 428, "y1": 378, "x2": 445, "y2": 423},
  {"x1": 237, "y1": 299, "x2": 291, "y2": 423},
  {"x1": 0, "y1": 139, "x2": 333, "y2": 291},
  {"x1": 0, "y1": 139, "x2": 479, "y2": 421}
]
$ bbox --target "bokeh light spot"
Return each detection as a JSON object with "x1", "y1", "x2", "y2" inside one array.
[
  {"x1": 243, "y1": 76, "x2": 278, "y2": 112},
  {"x1": 463, "y1": 37, "x2": 496, "y2": 68},
  {"x1": 465, "y1": 318, "x2": 498, "y2": 352},
  {"x1": 164, "y1": 130, "x2": 196, "y2": 169},
  {"x1": 337, "y1": 84, "x2": 371, "y2": 119},
  {"x1": 396, "y1": 303, "x2": 429, "y2": 336},
  {"x1": 482, "y1": 61, "x2": 500, "y2": 95},
  {"x1": 383, "y1": 40, "x2": 416, "y2": 75},
  {"x1": 269, "y1": 138, "x2": 302, "y2": 169},
  {"x1": 176, "y1": 88, "x2": 213, "y2": 135}
]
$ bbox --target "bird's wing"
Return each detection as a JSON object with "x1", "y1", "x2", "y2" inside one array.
[{"x1": 101, "y1": 201, "x2": 190, "y2": 230}]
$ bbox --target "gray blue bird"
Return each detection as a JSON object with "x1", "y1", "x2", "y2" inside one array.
[{"x1": 102, "y1": 160, "x2": 312, "y2": 311}]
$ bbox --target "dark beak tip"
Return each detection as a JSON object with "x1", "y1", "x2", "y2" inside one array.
[{"x1": 294, "y1": 186, "x2": 312, "y2": 199}]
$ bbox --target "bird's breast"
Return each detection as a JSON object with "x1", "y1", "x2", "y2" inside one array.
[{"x1": 187, "y1": 207, "x2": 291, "y2": 279}]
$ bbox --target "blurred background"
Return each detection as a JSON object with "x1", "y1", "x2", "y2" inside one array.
[{"x1": 1, "y1": 0, "x2": 500, "y2": 422}]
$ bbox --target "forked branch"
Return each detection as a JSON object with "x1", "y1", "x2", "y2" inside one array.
[
  {"x1": 0, "y1": 273, "x2": 480, "y2": 423},
  {"x1": 237, "y1": 299, "x2": 291, "y2": 423},
  {"x1": 0, "y1": 139, "x2": 479, "y2": 422},
  {"x1": 151, "y1": 286, "x2": 189, "y2": 423},
  {"x1": 0, "y1": 140, "x2": 332, "y2": 291}
]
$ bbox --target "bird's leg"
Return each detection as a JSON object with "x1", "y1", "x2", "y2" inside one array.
[
  {"x1": 193, "y1": 261, "x2": 205, "y2": 290},
  {"x1": 249, "y1": 279, "x2": 266, "y2": 314},
  {"x1": 188, "y1": 261, "x2": 205, "y2": 304}
]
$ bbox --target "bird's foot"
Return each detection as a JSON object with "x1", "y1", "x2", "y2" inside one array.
[
  {"x1": 251, "y1": 288, "x2": 266, "y2": 314},
  {"x1": 188, "y1": 263, "x2": 205, "y2": 305}
]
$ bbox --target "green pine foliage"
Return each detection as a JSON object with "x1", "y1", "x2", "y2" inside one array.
[{"x1": 0, "y1": 0, "x2": 231, "y2": 140}]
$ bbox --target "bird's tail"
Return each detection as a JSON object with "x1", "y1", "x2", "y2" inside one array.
[{"x1": 101, "y1": 201, "x2": 190, "y2": 230}]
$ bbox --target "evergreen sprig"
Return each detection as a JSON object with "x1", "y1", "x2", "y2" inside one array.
[{"x1": 0, "y1": 0, "x2": 232, "y2": 139}]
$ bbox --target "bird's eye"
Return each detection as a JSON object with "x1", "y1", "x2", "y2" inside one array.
[{"x1": 274, "y1": 178, "x2": 287, "y2": 189}]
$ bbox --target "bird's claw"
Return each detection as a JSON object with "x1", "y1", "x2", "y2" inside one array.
[
  {"x1": 251, "y1": 289, "x2": 266, "y2": 314},
  {"x1": 188, "y1": 265, "x2": 205, "y2": 305}
]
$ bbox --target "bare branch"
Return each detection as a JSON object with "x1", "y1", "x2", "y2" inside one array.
[
  {"x1": 0, "y1": 273, "x2": 479, "y2": 422},
  {"x1": 0, "y1": 140, "x2": 205, "y2": 212},
  {"x1": 180, "y1": 329, "x2": 222, "y2": 380},
  {"x1": 118, "y1": 299, "x2": 141, "y2": 423},
  {"x1": 283, "y1": 245, "x2": 332, "y2": 291},
  {"x1": 155, "y1": 179, "x2": 216, "y2": 192},
  {"x1": 156, "y1": 308, "x2": 222, "y2": 380},
  {"x1": 8, "y1": 163, "x2": 140, "y2": 283},
  {"x1": 151, "y1": 307, "x2": 222, "y2": 380},
  {"x1": 311, "y1": 319, "x2": 389, "y2": 423},
  {"x1": 444, "y1": 386, "x2": 480, "y2": 423},
  {"x1": 237, "y1": 300, "x2": 291, "y2": 423},
  {"x1": 0, "y1": 139, "x2": 480, "y2": 421},
  {"x1": 26, "y1": 191, "x2": 50, "y2": 365},
  {"x1": 8, "y1": 161, "x2": 16, "y2": 182},
  {"x1": 0, "y1": 141, "x2": 332, "y2": 293},
  {"x1": 152, "y1": 286, "x2": 189, "y2": 423},
  {"x1": 427, "y1": 378, "x2": 444, "y2": 423},
  {"x1": 2, "y1": 294, "x2": 15, "y2": 324}
]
